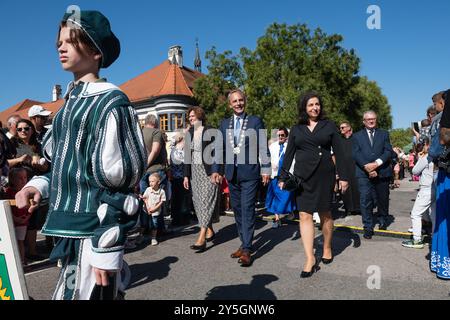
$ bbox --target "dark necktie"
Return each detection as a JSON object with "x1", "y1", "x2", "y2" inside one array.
[{"x1": 369, "y1": 129, "x2": 374, "y2": 146}]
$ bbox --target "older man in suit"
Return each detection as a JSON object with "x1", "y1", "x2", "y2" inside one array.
[
  {"x1": 211, "y1": 89, "x2": 271, "y2": 266},
  {"x1": 352, "y1": 111, "x2": 394, "y2": 239}
]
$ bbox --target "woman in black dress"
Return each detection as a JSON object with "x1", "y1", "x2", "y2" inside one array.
[{"x1": 279, "y1": 92, "x2": 348, "y2": 278}]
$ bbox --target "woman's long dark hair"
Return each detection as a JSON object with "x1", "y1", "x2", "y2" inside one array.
[
  {"x1": 298, "y1": 92, "x2": 326, "y2": 125},
  {"x1": 11, "y1": 119, "x2": 40, "y2": 154}
]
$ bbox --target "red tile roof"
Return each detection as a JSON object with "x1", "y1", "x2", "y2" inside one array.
[{"x1": 120, "y1": 60, "x2": 203, "y2": 102}]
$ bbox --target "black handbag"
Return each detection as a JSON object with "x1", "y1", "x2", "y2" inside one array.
[{"x1": 278, "y1": 168, "x2": 303, "y2": 192}]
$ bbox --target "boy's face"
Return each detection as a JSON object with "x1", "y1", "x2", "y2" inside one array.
[
  {"x1": 149, "y1": 176, "x2": 160, "y2": 189},
  {"x1": 57, "y1": 26, "x2": 101, "y2": 74}
]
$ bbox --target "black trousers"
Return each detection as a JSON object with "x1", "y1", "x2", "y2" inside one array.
[
  {"x1": 170, "y1": 178, "x2": 192, "y2": 225},
  {"x1": 357, "y1": 176, "x2": 390, "y2": 231}
]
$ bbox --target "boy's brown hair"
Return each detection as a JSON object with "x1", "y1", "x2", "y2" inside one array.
[
  {"x1": 56, "y1": 22, "x2": 101, "y2": 68},
  {"x1": 432, "y1": 91, "x2": 445, "y2": 103}
]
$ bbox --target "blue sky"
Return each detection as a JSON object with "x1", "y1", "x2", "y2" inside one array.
[{"x1": 1, "y1": 0, "x2": 449, "y2": 129}]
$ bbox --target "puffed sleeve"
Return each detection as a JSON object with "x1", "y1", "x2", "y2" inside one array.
[
  {"x1": 92, "y1": 105, "x2": 146, "y2": 190},
  {"x1": 90, "y1": 102, "x2": 147, "y2": 270}
]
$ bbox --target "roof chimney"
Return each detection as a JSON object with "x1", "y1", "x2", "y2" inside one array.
[
  {"x1": 52, "y1": 84, "x2": 62, "y2": 101},
  {"x1": 168, "y1": 45, "x2": 183, "y2": 68}
]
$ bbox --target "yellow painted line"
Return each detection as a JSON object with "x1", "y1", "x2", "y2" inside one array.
[{"x1": 288, "y1": 219, "x2": 412, "y2": 237}]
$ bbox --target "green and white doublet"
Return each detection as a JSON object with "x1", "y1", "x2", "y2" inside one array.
[{"x1": 26, "y1": 81, "x2": 147, "y2": 299}]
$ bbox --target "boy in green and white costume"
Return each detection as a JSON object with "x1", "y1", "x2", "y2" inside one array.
[{"x1": 16, "y1": 10, "x2": 146, "y2": 300}]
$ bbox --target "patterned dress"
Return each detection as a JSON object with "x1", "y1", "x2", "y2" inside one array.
[{"x1": 191, "y1": 131, "x2": 218, "y2": 228}]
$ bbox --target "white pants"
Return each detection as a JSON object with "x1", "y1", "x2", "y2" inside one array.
[{"x1": 411, "y1": 187, "x2": 433, "y2": 241}]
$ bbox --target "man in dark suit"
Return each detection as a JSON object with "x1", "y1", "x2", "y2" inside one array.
[
  {"x1": 211, "y1": 89, "x2": 271, "y2": 266},
  {"x1": 352, "y1": 110, "x2": 393, "y2": 239},
  {"x1": 339, "y1": 121, "x2": 360, "y2": 215}
]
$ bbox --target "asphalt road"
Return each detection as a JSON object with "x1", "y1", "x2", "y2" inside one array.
[{"x1": 25, "y1": 179, "x2": 450, "y2": 300}]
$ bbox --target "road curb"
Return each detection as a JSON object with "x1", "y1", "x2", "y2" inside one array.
[
  {"x1": 223, "y1": 211, "x2": 413, "y2": 240},
  {"x1": 24, "y1": 259, "x2": 55, "y2": 274}
]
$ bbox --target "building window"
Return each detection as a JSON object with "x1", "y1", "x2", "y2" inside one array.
[
  {"x1": 170, "y1": 113, "x2": 184, "y2": 130},
  {"x1": 159, "y1": 114, "x2": 169, "y2": 131}
]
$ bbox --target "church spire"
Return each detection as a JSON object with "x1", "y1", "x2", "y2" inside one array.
[{"x1": 194, "y1": 38, "x2": 202, "y2": 72}]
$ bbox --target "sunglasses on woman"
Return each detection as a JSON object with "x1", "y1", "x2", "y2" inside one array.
[{"x1": 17, "y1": 127, "x2": 31, "y2": 132}]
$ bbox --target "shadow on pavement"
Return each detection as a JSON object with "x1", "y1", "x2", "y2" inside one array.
[
  {"x1": 205, "y1": 274, "x2": 278, "y2": 300},
  {"x1": 252, "y1": 223, "x2": 299, "y2": 261},
  {"x1": 210, "y1": 219, "x2": 266, "y2": 249},
  {"x1": 314, "y1": 230, "x2": 361, "y2": 261},
  {"x1": 127, "y1": 256, "x2": 178, "y2": 289}
]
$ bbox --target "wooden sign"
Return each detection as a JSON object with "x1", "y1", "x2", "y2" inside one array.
[{"x1": 0, "y1": 200, "x2": 29, "y2": 300}]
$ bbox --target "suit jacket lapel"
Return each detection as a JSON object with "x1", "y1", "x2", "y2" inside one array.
[{"x1": 373, "y1": 129, "x2": 380, "y2": 147}]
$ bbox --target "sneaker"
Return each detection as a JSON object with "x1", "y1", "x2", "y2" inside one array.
[
  {"x1": 271, "y1": 220, "x2": 280, "y2": 229},
  {"x1": 151, "y1": 239, "x2": 158, "y2": 246},
  {"x1": 57, "y1": 259, "x2": 63, "y2": 268},
  {"x1": 401, "y1": 239, "x2": 424, "y2": 249},
  {"x1": 407, "y1": 228, "x2": 413, "y2": 233}
]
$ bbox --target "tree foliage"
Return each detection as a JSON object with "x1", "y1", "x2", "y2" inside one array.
[
  {"x1": 193, "y1": 23, "x2": 392, "y2": 131},
  {"x1": 389, "y1": 128, "x2": 413, "y2": 150}
]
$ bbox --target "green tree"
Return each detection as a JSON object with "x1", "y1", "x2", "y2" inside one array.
[
  {"x1": 193, "y1": 47, "x2": 244, "y2": 127},
  {"x1": 194, "y1": 23, "x2": 392, "y2": 132},
  {"x1": 347, "y1": 76, "x2": 392, "y2": 131},
  {"x1": 389, "y1": 128, "x2": 413, "y2": 149}
]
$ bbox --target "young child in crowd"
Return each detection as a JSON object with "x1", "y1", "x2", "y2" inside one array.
[
  {"x1": 408, "y1": 149, "x2": 418, "y2": 180},
  {"x1": 142, "y1": 173, "x2": 166, "y2": 246},
  {"x1": 5, "y1": 167, "x2": 31, "y2": 265},
  {"x1": 221, "y1": 178, "x2": 231, "y2": 213},
  {"x1": 402, "y1": 138, "x2": 434, "y2": 249}
]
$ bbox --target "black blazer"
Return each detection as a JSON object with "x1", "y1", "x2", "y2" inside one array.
[
  {"x1": 184, "y1": 125, "x2": 222, "y2": 178},
  {"x1": 280, "y1": 120, "x2": 348, "y2": 181}
]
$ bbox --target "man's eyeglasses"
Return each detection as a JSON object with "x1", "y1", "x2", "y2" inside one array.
[
  {"x1": 278, "y1": 134, "x2": 286, "y2": 137},
  {"x1": 17, "y1": 127, "x2": 30, "y2": 132},
  {"x1": 340, "y1": 126, "x2": 348, "y2": 130}
]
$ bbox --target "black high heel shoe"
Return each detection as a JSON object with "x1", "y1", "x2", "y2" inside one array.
[
  {"x1": 300, "y1": 264, "x2": 320, "y2": 278},
  {"x1": 205, "y1": 232, "x2": 216, "y2": 242},
  {"x1": 321, "y1": 256, "x2": 334, "y2": 264},
  {"x1": 190, "y1": 242, "x2": 206, "y2": 252}
]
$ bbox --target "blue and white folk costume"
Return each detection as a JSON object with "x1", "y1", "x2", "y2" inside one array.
[
  {"x1": 430, "y1": 168, "x2": 450, "y2": 279},
  {"x1": 25, "y1": 81, "x2": 146, "y2": 299}
]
